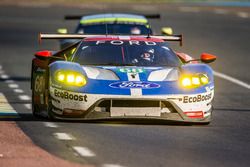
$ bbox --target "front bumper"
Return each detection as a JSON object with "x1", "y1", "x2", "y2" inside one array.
[{"x1": 49, "y1": 87, "x2": 214, "y2": 123}]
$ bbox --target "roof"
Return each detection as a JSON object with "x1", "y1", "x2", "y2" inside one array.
[
  {"x1": 83, "y1": 35, "x2": 164, "y2": 42},
  {"x1": 80, "y1": 13, "x2": 148, "y2": 25}
]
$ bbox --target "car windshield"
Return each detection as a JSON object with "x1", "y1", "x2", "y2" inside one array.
[
  {"x1": 72, "y1": 40, "x2": 181, "y2": 67},
  {"x1": 76, "y1": 24, "x2": 151, "y2": 35}
]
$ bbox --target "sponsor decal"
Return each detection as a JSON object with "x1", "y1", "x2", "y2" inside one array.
[
  {"x1": 96, "y1": 40, "x2": 156, "y2": 46},
  {"x1": 183, "y1": 93, "x2": 212, "y2": 103},
  {"x1": 54, "y1": 89, "x2": 87, "y2": 102},
  {"x1": 119, "y1": 68, "x2": 145, "y2": 73},
  {"x1": 109, "y1": 81, "x2": 160, "y2": 89}
]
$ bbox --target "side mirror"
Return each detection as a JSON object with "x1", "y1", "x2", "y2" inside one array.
[
  {"x1": 35, "y1": 50, "x2": 52, "y2": 60},
  {"x1": 161, "y1": 27, "x2": 173, "y2": 35},
  {"x1": 200, "y1": 53, "x2": 217, "y2": 63},
  {"x1": 57, "y1": 28, "x2": 68, "y2": 34}
]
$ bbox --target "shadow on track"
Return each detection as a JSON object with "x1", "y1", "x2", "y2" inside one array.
[{"x1": 0, "y1": 76, "x2": 30, "y2": 82}]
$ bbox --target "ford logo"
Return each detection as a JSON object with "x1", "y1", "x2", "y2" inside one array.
[{"x1": 109, "y1": 81, "x2": 160, "y2": 89}]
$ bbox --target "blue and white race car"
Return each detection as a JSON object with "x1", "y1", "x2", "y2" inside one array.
[{"x1": 31, "y1": 34, "x2": 216, "y2": 124}]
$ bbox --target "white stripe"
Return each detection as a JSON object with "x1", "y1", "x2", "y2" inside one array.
[
  {"x1": 18, "y1": 95, "x2": 31, "y2": 100},
  {"x1": 0, "y1": 74, "x2": 9, "y2": 79},
  {"x1": 73, "y1": 146, "x2": 96, "y2": 157},
  {"x1": 14, "y1": 89, "x2": 24, "y2": 93},
  {"x1": 8, "y1": 84, "x2": 19, "y2": 88},
  {"x1": 5, "y1": 80, "x2": 14, "y2": 83},
  {"x1": 127, "y1": 73, "x2": 142, "y2": 96},
  {"x1": 44, "y1": 122, "x2": 58, "y2": 128},
  {"x1": 54, "y1": 133, "x2": 74, "y2": 140},
  {"x1": 214, "y1": 71, "x2": 250, "y2": 89},
  {"x1": 0, "y1": 93, "x2": 17, "y2": 114},
  {"x1": 237, "y1": 12, "x2": 248, "y2": 18},
  {"x1": 102, "y1": 164, "x2": 125, "y2": 167},
  {"x1": 24, "y1": 104, "x2": 31, "y2": 110}
]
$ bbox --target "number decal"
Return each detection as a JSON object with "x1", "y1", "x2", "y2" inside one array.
[{"x1": 34, "y1": 75, "x2": 45, "y2": 93}]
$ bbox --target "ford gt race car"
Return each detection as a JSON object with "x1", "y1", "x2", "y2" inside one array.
[
  {"x1": 57, "y1": 13, "x2": 173, "y2": 48},
  {"x1": 31, "y1": 34, "x2": 216, "y2": 124}
]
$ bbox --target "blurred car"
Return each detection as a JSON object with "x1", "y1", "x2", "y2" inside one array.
[
  {"x1": 57, "y1": 13, "x2": 173, "y2": 48},
  {"x1": 31, "y1": 33, "x2": 216, "y2": 124}
]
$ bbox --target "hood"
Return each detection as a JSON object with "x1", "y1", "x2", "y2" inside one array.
[{"x1": 82, "y1": 66, "x2": 179, "y2": 82}]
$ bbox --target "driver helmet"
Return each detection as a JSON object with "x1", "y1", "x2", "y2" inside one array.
[{"x1": 140, "y1": 49, "x2": 155, "y2": 62}]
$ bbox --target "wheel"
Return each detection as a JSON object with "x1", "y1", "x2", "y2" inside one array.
[
  {"x1": 32, "y1": 90, "x2": 42, "y2": 118},
  {"x1": 47, "y1": 95, "x2": 56, "y2": 120}
]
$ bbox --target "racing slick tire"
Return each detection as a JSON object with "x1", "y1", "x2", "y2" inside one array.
[
  {"x1": 47, "y1": 95, "x2": 56, "y2": 121},
  {"x1": 32, "y1": 91, "x2": 42, "y2": 118}
]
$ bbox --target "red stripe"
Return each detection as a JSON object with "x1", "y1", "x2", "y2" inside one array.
[{"x1": 121, "y1": 46, "x2": 125, "y2": 62}]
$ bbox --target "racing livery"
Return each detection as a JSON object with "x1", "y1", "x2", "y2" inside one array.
[
  {"x1": 31, "y1": 34, "x2": 216, "y2": 124},
  {"x1": 58, "y1": 13, "x2": 173, "y2": 48}
]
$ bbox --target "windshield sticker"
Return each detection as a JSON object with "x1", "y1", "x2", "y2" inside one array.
[
  {"x1": 81, "y1": 46, "x2": 89, "y2": 50},
  {"x1": 162, "y1": 46, "x2": 170, "y2": 51},
  {"x1": 96, "y1": 40, "x2": 156, "y2": 46},
  {"x1": 109, "y1": 81, "x2": 160, "y2": 89},
  {"x1": 119, "y1": 68, "x2": 145, "y2": 73}
]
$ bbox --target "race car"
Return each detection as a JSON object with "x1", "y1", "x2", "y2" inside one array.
[
  {"x1": 57, "y1": 13, "x2": 173, "y2": 48},
  {"x1": 31, "y1": 33, "x2": 216, "y2": 124}
]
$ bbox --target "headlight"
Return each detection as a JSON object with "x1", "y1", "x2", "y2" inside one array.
[
  {"x1": 180, "y1": 74, "x2": 209, "y2": 88},
  {"x1": 55, "y1": 70, "x2": 87, "y2": 87}
]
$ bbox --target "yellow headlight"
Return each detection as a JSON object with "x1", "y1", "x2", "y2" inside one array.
[
  {"x1": 75, "y1": 75, "x2": 86, "y2": 86},
  {"x1": 55, "y1": 71, "x2": 87, "y2": 87},
  {"x1": 191, "y1": 77, "x2": 200, "y2": 85},
  {"x1": 180, "y1": 74, "x2": 209, "y2": 88},
  {"x1": 181, "y1": 77, "x2": 192, "y2": 87},
  {"x1": 57, "y1": 73, "x2": 65, "y2": 81},
  {"x1": 200, "y1": 76, "x2": 209, "y2": 84},
  {"x1": 67, "y1": 74, "x2": 75, "y2": 83}
]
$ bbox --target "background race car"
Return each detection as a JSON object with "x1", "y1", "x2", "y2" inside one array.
[
  {"x1": 57, "y1": 13, "x2": 173, "y2": 48},
  {"x1": 31, "y1": 33, "x2": 216, "y2": 124}
]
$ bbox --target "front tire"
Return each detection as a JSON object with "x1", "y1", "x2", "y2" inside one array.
[
  {"x1": 47, "y1": 96, "x2": 56, "y2": 120},
  {"x1": 32, "y1": 90, "x2": 42, "y2": 118}
]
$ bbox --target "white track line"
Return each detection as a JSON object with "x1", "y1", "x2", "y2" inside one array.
[
  {"x1": 13, "y1": 89, "x2": 24, "y2": 93},
  {"x1": 18, "y1": 95, "x2": 31, "y2": 101},
  {"x1": 54, "y1": 133, "x2": 74, "y2": 140},
  {"x1": 44, "y1": 122, "x2": 59, "y2": 128},
  {"x1": 237, "y1": 12, "x2": 248, "y2": 18},
  {"x1": 8, "y1": 83, "x2": 19, "y2": 88},
  {"x1": 0, "y1": 74, "x2": 9, "y2": 79},
  {"x1": 24, "y1": 104, "x2": 31, "y2": 110},
  {"x1": 72, "y1": 146, "x2": 96, "y2": 157},
  {"x1": 102, "y1": 164, "x2": 125, "y2": 167},
  {"x1": 213, "y1": 71, "x2": 250, "y2": 89},
  {"x1": 5, "y1": 80, "x2": 14, "y2": 83}
]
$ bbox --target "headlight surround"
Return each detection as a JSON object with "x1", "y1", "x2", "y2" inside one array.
[
  {"x1": 180, "y1": 73, "x2": 209, "y2": 88},
  {"x1": 55, "y1": 70, "x2": 87, "y2": 87}
]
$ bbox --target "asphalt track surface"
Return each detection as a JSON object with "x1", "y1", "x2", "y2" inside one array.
[{"x1": 0, "y1": 4, "x2": 250, "y2": 167}]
